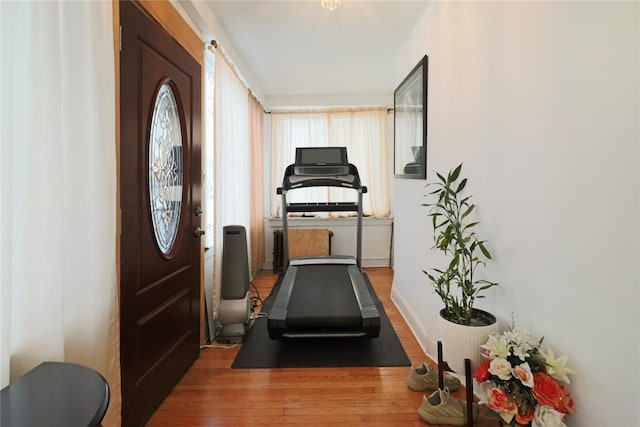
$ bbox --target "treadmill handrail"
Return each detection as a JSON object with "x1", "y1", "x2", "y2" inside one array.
[
  {"x1": 278, "y1": 186, "x2": 367, "y2": 195},
  {"x1": 279, "y1": 161, "x2": 366, "y2": 269},
  {"x1": 279, "y1": 163, "x2": 365, "y2": 191}
]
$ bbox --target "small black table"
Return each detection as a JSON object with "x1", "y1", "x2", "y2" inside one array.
[{"x1": 1, "y1": 361, "x2": 110, "y2": 427}]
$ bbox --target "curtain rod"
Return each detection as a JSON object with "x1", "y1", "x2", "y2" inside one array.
[
  {"x1": 208, "y1": 40, "x2": 266, "y2": 112},
  {"x1": 267, "y1": 106, "x2": 393, "y2": 115}
]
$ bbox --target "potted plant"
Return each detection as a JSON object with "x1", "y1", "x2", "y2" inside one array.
[{"x1": 423, "y1": 163, "x2": 499, "y2": 373}]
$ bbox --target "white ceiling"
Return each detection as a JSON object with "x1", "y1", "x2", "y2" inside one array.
[{"x1": 179, "y1": 0, "x2": 429, "y2": 106}]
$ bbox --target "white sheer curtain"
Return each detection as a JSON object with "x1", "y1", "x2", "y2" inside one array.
[
  {"x1": 0, "y1": 2, "x2": 120, "y2": 425},
  {"x1": 248, "y1": 93, "x2": 265, "y2": 276},
  {"x1": 270, "y1": 113, "x2": 329, "y2": 215},
  {"x1": 269, "y1": 109, "x2": 390, "y2": 217},
  {"x1": 213, "y1": 55, "x2": 250, "y2": 304},
  {"x1": 330, "y1": 110, "x2": 390, "y2": 216}
]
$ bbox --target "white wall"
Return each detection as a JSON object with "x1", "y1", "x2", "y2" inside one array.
[
  {"x1": 171, "y1": 0, "x2": 267, "y2": 103},
  {"x1": 391, "y1": 2, "x2": 639, "y2": 426}
]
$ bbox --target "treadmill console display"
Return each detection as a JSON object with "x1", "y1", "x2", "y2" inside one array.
[{"x1": 294, "y1": 147, "x2": 350, "y2": 176}]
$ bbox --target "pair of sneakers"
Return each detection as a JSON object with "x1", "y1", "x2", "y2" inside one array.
[{"x1": 406, "y1": 363, "x2": 478, "y2": 425}]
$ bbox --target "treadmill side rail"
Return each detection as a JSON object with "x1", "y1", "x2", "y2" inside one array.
[
  {"x1": 267, "y1": 266, "x2": 298, "y2": 339},
  {"x1": 348, "y1": 265, "x2": 381, "y2": 338}
]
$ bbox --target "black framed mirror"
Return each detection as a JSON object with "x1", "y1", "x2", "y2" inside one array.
[{"x1": 394, "y1": 55, "x2": 428, "y2": 179}]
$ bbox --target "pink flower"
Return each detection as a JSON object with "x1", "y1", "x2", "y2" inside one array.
[
  {"x1": 487, "y1": 387, "x2": 518, "y2": 424},
  {"x1": 512, "y1": 362, "x2": 534, "y2": 387}
]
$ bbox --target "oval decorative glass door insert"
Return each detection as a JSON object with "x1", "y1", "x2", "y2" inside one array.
[{"x1": 148, "y1": 82, "x2": 183, "y2": 255}]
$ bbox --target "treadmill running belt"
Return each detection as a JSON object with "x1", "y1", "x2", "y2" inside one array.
[{"x1": 285, "y1": 264, "x2": 361, "y2": 328}]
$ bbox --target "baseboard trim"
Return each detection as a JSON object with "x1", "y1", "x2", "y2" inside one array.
[{"x1": 390, "y1": 286, "x2": 438, "y2": 362}]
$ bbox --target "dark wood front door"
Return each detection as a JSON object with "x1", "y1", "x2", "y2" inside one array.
[{"x1": 120, "y1": 2, "x2": 202, "y2": 426}]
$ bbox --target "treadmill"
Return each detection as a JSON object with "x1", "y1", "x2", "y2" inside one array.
[{"x1": 267, "y1": 147, "x2": 381, "y2": 339}]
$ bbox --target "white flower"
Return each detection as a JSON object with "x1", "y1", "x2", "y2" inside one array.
[
  {"x1": 512, "y1": 361, "x2": 534, "y2": 387},
  {"x1": 473, "y1": 379, "x2": 490, "y2": 406},
  {"x1": 511, "y1": 343, "x2": 533, "y2": 360},
  {"x1": 532, "y1": 405, "x2": 567, "y2": 427},
  {"x1": 481, "y1": 333, "x2": 509, "y2": 359},
  {"x1": 541, "y1": 348, "x2": 576, "y2": 384},
  {"x1": 504, "y1": 327, "x2": 537, "y2": 360},
  {"x1": 489, "y1": 357, "x2": 512, "y2": 381}
]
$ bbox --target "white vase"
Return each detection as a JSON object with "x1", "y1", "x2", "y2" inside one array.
[{"x1": 437, "y1": 309, "x2": 499, "y2": 375}]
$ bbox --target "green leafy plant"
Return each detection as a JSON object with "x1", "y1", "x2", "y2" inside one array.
[{"x1": 423, "y1": 163, "x2": 498, "y2": 325}]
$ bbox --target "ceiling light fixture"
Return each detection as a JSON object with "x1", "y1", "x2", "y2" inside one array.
[{"x1": 321, "y1": 0, "x2": 341, "y2": 11}]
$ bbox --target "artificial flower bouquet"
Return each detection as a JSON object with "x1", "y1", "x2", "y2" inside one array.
[{"x1": 474, "y1": 326, "x2": 575, "y2": 427}]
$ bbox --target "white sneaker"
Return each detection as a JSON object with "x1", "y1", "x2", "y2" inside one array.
[
  {"x1": 418, "y1": 388, "x2": 478, "y2": 425},
  {"x1": 407, "y1": 363, "x2": 461, "y2": 392}
]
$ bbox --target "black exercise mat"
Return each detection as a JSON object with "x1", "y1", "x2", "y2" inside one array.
[{"x1": 231, "y1": 273, "x2": 411, "y2": 369}]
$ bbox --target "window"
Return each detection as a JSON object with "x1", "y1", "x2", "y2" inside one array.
[
  {"x1": 148, "y1": 82, "x2": 183, "y2": 255},
  {"x1": 269, "y1": 109, "x2": 391, "y2": 217}
]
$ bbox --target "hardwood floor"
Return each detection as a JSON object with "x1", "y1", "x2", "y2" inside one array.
[{"x1": 146, "y1": 268, "x2": 496, "y2": 426}]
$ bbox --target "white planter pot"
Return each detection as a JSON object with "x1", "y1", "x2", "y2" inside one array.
[{"x1": 437, "y1": 309, "x2": 499, "y2": 375}]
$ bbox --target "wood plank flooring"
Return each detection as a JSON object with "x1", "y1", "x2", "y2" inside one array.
[{"x1": 146, "y1": 268, "x2": 496, "y2": 426}]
